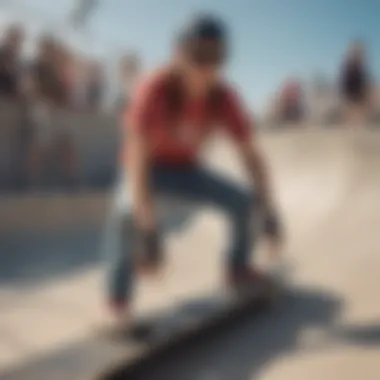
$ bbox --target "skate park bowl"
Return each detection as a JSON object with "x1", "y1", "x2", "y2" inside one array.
[{"x1": 1, "y1": 128, "x2": 380, "y2": 379}]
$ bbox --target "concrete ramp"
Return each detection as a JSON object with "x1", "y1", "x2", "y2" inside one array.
[
  {"x1": 1, "y1": 129, "x2": 380, "y2": 380},
  {"x1": 209, "y1": 129, "x2": 380, "y2": 250}
]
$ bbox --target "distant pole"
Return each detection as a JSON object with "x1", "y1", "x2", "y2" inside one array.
[{"x1": 70, "y1": 0, "x2": 99, "y2": 31}]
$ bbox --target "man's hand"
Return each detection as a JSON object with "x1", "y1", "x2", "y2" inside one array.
[
  {"x1": 262, "y1": 205, "x2": 283, "y2": 242},
  {"x1": 222, "y1": 88, "x2": 285, "y2": 258},
  {"x1": 234, "y1": 137, "x2": 284, "y2": 243},
  {"x1": 256, "y1": 198, "x2": 285, "y2": 266},
  {"x1": 136, "y1": 228, "x2": 165, "y2": 277}
]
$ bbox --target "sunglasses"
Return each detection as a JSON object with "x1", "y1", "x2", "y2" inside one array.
[{"x1": 185, "y1": 39, "x2": 227, "y2": 66}]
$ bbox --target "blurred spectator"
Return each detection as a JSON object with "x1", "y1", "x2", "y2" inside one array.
[
  {"x1": 26, "y1": 36, "x2": 79, "y2": 190},
  {"x1": 27, "y1": 37, "x2": 65, "y2": 105},
  {"x1": 0, "y1": 24, "x2": 25, "y2": 98},
  {"x1": 339, "y1": 41, "x2": 372, "y2": 125},
  {"x1": 56, "y1": 43, "x2": 78, "y2": 108},
  {"x1": 270, "y1": 78, "x2": 305, "y2": 126},
  {"x1": 281, "y1": 78, "x2": 304, "y2": 123},
  {"x1": 70, "y1": 57, "x2": 87, "y2": 109},
  {"x1": 84, "y1": 60, "x2": 105, "y2": 111},
  {"x1": 117, "y1": 53, "x2": 141, "y2": 112}
]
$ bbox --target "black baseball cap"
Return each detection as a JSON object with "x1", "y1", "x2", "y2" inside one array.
[
  {"x1": 177, "y1": 14, "x2": 229, "y2": 65},
  {"x1": 178, "y1": 14, "x2": 227, "y2": 43}
]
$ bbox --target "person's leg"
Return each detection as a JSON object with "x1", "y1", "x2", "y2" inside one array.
[
  {"x1": 358, "y1": 98, "x2": 371, "y2": 125},
  {"x1": 152, "y1": 166, "x2": 256, "y2": 272},
  {"x1": 351, "y1": 103, "x2": 367, "y2": 125},
  {"x1": 343, "y1": 100, "x2": 355, "y2": 125},
  {"x1": 103, "y1": 178, "x2": 136, "y2": 317},
  {"x1": 103, "y1": 165, "x2": 256, "y2": 319},
  {"x1": 344, "y1": 94, "x2": 368, "y2": 126},
  {"x1": 103, "y1": 169, "x2": 185, "y2": 310}
]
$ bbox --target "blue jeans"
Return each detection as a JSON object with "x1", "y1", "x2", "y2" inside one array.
[{"x1": 103, "y1": 165, "x2": 256, "y2": 303}]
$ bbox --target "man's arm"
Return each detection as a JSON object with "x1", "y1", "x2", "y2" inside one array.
[
  {"x1": 221, "y1": 88, "x2": 273, "y2": 206},
  {"x1": 221, "y1": 87, "x2": 281, "y2": 240},
  {"x1": 235, "y1": 136, "x2": 274, "y2": 209}
]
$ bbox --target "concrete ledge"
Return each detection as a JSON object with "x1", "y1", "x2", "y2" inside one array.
[{"x1": 0, "y1": 193, "x2": 109, "y2": 234}]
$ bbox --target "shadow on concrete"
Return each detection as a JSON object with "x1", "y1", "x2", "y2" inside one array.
[
  {"x1": 2, "y1": 287, "x2": 380, "y2": 380},
  {"x1": 0, "y1": 205, "x2": 194, "y2": 289},
  {"x1": 0, "y1": 229, "x2": 102, "y2": 288},
  {"x1": 130, "y1": 288, "x2": 380, "y2": 380},
  {"x1": 335, "y1": 324, "x2": 380, "y2": 347}
]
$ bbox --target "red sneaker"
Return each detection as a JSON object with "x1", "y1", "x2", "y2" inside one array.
[
  {"x1": 109, "y1": 299, "x2": 128, "y2": 315},
  {"x1": 105, "y1": 300, "x2": 130, "y2": 330},
  {"x1": 135, "y1": 255, "x2": 165, "y2": 278},
  {"x1": 136, "y1": 230, "x2": 164, "y2": 278},
  {"x1": 226, "y1": 267, "x2": 267, "y2": 293}
]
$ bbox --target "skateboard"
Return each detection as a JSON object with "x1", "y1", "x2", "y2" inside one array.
[
  {"x1": 102, "y1": 277, "x2": 279, "y2": 341},
  {"x1": 97, "y1": 276, "x2": 281, "y2": 379}
]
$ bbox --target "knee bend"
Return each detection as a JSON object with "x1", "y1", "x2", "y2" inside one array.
[{"x1": 229, "y1": 190, "x2": 253, "y2": 218}]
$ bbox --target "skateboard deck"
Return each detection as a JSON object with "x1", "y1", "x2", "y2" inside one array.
[
  {"x1": 102, "y1": 286, "x2": 276, "y2": 343},
  {"x1": 0, "y1": 281, "x2": 279, "y2": 380},
  {"x1": 100, "y1": 280, "x2": 279, "y2": 379}
]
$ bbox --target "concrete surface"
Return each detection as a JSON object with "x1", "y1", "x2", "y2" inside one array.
[{"x1": 1, "y1": 128, "x2": 380, "y2": 380}]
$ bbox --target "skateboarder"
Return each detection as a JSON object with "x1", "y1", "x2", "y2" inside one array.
[{"x1": 104, "y1": 14, "x2": 282, "y2": 326}]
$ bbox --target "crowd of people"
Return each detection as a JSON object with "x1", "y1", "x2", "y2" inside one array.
[
  {"x1": 0, "y1": 24, "x2": 140, "y2": 192},
  {"x1": 267, "y1": 41, "x2": 380, "y2": 127},
  {"x1": 0, "y1": 24, "x2": 108, "y2": 110},
  {"x1": 0, "y1": 24, "x2": 142, "y2": 108}
]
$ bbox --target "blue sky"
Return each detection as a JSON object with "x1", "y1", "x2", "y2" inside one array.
[{"x1": 1, "y1": 0, "x2": 380, "y2": 111}]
